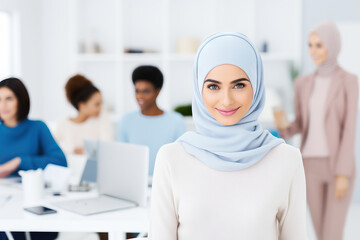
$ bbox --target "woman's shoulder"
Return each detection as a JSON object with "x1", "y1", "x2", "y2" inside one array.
[
  {"x1": 271, "y1": 142, "x2": 301, "y2": 154},
  {"x1": 26, "y1": 119, "x2": 48, "y2": 129},
  {"x1": 340, "y1": 68, "x2": 358, "y2": 85},
  {"x1": 57, "y1": 117, "x2": 72, "y2": 126},
  {"x1": 163, "y1": 112, "x2": 185, "y2": 129},
  {"x1": 158, "y1": 142, "x2": 187, "y2": 157},
  {"x1": 56, "y1": 118, "x2": 81, "y2": 131},
  {"x1": 266, "y1": 143, "x2": 302, "y2": 168},
  {"x1": 258, "y1": 143, "x2": 303, "y2": 183},
  {"x1": 294, "y1": 73, "x2": 313, "y2": 86},
  {"x1": 156, "y1": 142, "x2": 189, "y2": 166},
  {"x1": 165, "y1": 111, "x2": 183, "y2": 119},
  {"x1": 120, "y1": 111, "x2": 140, "y2": 122},
  {"x1": 25, "y1": 119, "x2": 54, "y2": 135}
]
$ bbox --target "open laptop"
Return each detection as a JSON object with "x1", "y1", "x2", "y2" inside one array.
[
  {"x1": 81, "y1": 140, "x2": 99, "y2": 183},
  {"x1": 54, "y1": 141, "x2": 149, "y2": 215}
]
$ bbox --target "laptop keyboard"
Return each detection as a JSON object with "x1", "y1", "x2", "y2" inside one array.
[{"x1": 53, "y1": 195, "x2": 137, "y2": 215}]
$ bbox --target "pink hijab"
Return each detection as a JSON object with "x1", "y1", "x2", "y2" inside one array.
[{"x1": 310, "y1": 22, "x2": 341, "y2": 76}]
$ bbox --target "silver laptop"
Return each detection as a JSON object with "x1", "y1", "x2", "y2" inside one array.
[
  {"x1": 54, "y1": 141, "x2": 149, "y2": 215},
  {"x1": 81, "y1": 139, "x2": 99, "y2": 183}
]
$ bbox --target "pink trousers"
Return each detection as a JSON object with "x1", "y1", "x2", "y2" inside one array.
[{"x1": 303, "y1": 157, "x2": 354, "y2": 240}]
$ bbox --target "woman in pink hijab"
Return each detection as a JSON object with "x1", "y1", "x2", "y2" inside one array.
[{"x1": 275, "y1": 22, "x2": 358, "y2": 240}]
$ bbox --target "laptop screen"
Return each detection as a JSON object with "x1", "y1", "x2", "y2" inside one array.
[{"x1": 81, "y1": 140, "x2": 99, "y2": 183}]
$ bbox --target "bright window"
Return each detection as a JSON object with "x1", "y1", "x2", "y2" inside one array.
[{"x1": 0, "y1": 11, "x2": 11, "y2": 79}]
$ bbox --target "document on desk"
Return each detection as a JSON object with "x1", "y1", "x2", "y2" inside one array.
[{"x1": 0, "y1": 195, "x2": 11, "y2": 207}]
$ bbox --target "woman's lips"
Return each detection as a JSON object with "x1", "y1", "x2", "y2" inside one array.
[
  {"x1": 137, "y1": 100, "x2": 145, "y2": 106},
  {"x1": 216, "y1": 107, "x2": 240, "y2": 116},
  {"x1": 312, "y1": 56, "x2": 322, "y2": 61},
  {"x1": 0, "y1": 111, "x2": 10, "y2": 115}
]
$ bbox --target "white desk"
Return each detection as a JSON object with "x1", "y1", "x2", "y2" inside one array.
[{"x1": 0, "y1": 179, "x2": 149, "y2": 240}]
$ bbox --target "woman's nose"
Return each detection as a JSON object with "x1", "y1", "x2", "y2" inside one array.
[{"x1": 222, "y1": 90, "x2": 234, "y2": 107}]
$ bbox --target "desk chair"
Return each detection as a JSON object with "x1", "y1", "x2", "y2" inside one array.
[
  {"x1": 4, "y1": 232, "x2": 15, "y2": 240},
  {"x1": 3, "y1": 232, "x2": 42, "y2": 240}
]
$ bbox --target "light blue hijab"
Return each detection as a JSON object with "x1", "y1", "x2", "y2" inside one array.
[{"x1": 178, "y1": 32, "x2": 284, "y2": 171}]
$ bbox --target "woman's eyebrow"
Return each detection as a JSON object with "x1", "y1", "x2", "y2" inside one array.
[
  {"x1": 204, "y1": 79, "x2": 221, "y2": 84},
  {"x1": 231, "y1": 78, "x2": 250, "y2": 84},
  {"x1": 204, "y1": 78, "x2": 250, "y2": 84}
]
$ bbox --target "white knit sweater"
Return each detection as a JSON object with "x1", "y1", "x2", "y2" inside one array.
[{"x1": 149, "y1": 142, "x2": 307, "y2": 240}]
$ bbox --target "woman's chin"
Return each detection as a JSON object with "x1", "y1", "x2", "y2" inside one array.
[{"x1": 215, "y1": 116, "x2": 240, "y2": 126}]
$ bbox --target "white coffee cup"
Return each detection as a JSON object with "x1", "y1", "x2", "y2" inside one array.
[{"x1": 19, "y1": 169, "x2": 44, "y2": 207}]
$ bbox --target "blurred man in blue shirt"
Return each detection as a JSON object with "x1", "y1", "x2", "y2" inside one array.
[{"x1": 116, "y1": 66, "x2": 186, "y2": 176}]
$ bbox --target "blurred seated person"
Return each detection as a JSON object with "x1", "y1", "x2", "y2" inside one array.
[
  {"x1": 56, "y1": 74, "x2": 113, "y2": 155},
  {"x1": 0, "y1": 77, "x2": 67, "y2": 178},
  {"x1": 0, "y1": 77, "x2": 66, "y2": 240},
  {"x1": 116, "y1": 65, "x2": 186, "y2": 177}
]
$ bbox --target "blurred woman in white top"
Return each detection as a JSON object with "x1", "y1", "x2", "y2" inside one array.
[{"x1": 56, "y1": 74, "x2": 113, "y2": 155}]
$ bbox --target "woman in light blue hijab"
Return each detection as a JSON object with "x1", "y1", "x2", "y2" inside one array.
[
  {"x1": 178, "y1": 32, "x2": 284, "y2": 171},
  {"x1": 149, "y1": 32, "x2": 307, "y2": 240}
]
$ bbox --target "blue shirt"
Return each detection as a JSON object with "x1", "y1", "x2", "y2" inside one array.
[
  {"x1": 0, "y1": 119, "x2": 67, "y2": 175},
  {"x1": 116, "y1": 111, "x2": 186, "y2": 176}
]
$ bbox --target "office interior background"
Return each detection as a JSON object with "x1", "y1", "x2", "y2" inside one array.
[{"x1": 1, "y1": 0, "x2": 360, "y2": 239}]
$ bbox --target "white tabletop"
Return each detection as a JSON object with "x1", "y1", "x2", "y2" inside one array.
[{"x1": 0, "y1": 178, "x2": 149, "y2": 240}]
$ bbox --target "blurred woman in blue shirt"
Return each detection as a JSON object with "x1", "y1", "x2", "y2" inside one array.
[{"x1": 0, "y1": 77, "x2": 66, "y2": 177}]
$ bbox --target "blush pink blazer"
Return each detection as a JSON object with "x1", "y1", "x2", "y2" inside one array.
[{"x1": 280, "y1": 66, "x2": 358, "y2": 177}]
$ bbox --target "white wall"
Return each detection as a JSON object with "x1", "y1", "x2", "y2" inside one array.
[
  {"x1": 0, "y1": 0, "x2": 78, "y2": 122},
  {"x1": 0, "y1": 0, "x2": 43, "y2": 119},
  {"x1": 338, "y1": 22, "x2": 360, "y2": 87},
  {"x1": 0, "y1": 12, "x2": 11, "y2": 79},
  {"x1": 41, "y1": 0, "x2": 76, "y2": 121}
]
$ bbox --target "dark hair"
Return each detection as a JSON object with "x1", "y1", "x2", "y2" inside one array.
[
  {"x1": 132, "y1": 65, "x2": 164, "y2": 89},
  {"x1": 65, "y1": 74, "x2": 99, "y2": 110},
  {"x1": 0, "y1": 77, "x2": 30, "y2": 121}
]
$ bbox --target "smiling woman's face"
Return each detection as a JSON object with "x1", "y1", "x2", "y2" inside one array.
[
  {"x1": 0, "y1": 87, "x2": 18, "y2": 123},
  {"x1": 202, "y1": 64, "x2": 253, "y2": 126},
  {"x1": 308, "y1": 33, "x2": 328, "y2": 66}
]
